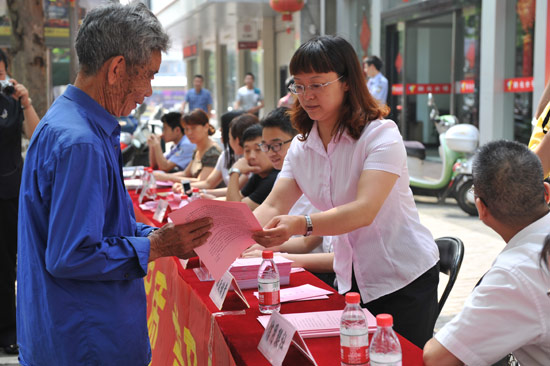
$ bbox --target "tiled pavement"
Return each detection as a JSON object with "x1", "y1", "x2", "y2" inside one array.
[{"x1": 415, "y1": 195, "x2": 503, "y2": 331}]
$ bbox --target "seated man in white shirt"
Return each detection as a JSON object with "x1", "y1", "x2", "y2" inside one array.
[{"x1": 423, "y1": 140, "x2": 550, "y2": 366}]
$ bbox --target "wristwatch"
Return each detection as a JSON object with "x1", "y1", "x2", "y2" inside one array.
[
  {"x1": 228, "y1": 167, "x2": 242, "y2": 176},
  {"x1": 304, "y1": 215, "x2": 313, "y2": 237}
]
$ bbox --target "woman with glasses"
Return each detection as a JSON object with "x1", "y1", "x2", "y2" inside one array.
[{"x1": 252, "y1": 35, "x2": 440, "y2": 348}]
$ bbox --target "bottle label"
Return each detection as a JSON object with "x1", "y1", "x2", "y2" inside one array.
[
  {"x1": 259, "y1": 290, "x2": 279, "y2": 305},
  {"x1": 341, "y1": 345, "x2": 369, "y2": 364}
]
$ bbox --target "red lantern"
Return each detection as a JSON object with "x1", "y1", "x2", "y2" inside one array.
[{"x1": 270, "y1": 0, "x2": 304, "y2": 22}]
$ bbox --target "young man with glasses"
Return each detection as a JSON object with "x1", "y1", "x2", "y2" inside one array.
[
  {"x1": 226, "y1": 124, "x2": 278, "y2": 210},
  {"x1": 424, "y1": 140, "x2": 550, "y2": 366}
]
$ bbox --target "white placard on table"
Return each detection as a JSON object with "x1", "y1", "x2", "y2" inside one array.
[
  {"x1": 209, "y1": 270, "x2": 250, "y2": 311},
  {"x1": 258, "y1": 311, "x2": 317, "y2": 366},
  {"x1": 152, "y1": 199, "x2": 168, "y2": 223}
]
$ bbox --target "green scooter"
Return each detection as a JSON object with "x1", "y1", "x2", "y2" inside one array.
[{"x1": 405, "y1": 94, "x2": 479, "y2": 216}]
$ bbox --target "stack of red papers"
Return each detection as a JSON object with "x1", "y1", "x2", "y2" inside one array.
[
  {"x1": 229, "y1": 256, "x2": 293, "y2": 290},
  {"x1": 257, "y1": 309, "x2": 377, "y2": 338}
]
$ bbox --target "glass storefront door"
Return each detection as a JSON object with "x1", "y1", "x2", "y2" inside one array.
[{"x1": 384, "y1": 2, "x2": 481, "y2": 144}]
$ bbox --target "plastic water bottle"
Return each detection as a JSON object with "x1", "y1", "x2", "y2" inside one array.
[
  {"x1": 178, "y1": 194, "x2": 189, "y2": 209},
  {"x1": 188, "y1": 187, "x2": 201, "y2": 202},
  {"x1": 142, "y1": 167, "x2": 157, "y2": 199},
  {"x1": 340, "y1": 292, "x2": 369, "y2": 366},
  {"x1": 257, "y1": 251, "x2": 280, "y2": 314},
  {"x1": 369, "y1": 314, "x2": 402, "y2": 366}
]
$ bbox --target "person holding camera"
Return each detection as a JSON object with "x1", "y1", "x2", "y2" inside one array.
[{"x1": 0, "y1": 48, "x2": 39, "y2": 355}]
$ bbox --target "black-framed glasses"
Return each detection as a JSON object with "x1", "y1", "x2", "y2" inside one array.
[
  {"x1": 468, "y1": 185, "x2": 488, "y2": 207},
  {"x1": 288, "y1": 75, "x2": 343, "y2": 95},
  {"x1": 258, "y1": 139, "x2": 293, "y2": 153}
]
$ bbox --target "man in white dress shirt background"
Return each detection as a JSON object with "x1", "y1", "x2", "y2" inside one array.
[{"x1": 423, "y1": 140, "x2": 550, "y2": 366}]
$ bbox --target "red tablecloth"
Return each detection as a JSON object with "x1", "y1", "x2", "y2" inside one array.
[{"x1": 131, "y1": 189, "x2": 424, "y2": 365}]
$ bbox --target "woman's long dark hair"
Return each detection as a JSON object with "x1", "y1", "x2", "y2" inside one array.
[
  {"x1": 289, "y1": 35, "x2": 389, "y2": 141},
  {"x1": 220, "y1": 111, "x2": 244, "y2": 169}
]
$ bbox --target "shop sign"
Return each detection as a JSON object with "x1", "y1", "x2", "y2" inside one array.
[
  {"x1": 504, "y1": 77, "x2": 534, "y2": 93},
  {"x1": 391, "y1": 83, "x2": 451, "y2": 95},
  {"x1": 391, "y1": 84, "x2": 403, "y2": 96},
  {"x1": 237, "y1": 22, "x2": 258, "y2": 50},
  {"x1": 456, "y1": 79, "x2": 475, "y2": 94},
  {"x1": 183, "y1": 43, "x2": 197, "y2": 59}
]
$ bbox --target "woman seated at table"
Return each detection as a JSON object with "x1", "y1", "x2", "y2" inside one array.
[
  {"x1": 251, "y1": 35, "x2": 439, "y2": 349},
  {"x1": 172, "y1": 113, "x2": 258, "y2": 197},
  {"x1": 155, "y1": 109, "x2": 221, "y2": 182}
]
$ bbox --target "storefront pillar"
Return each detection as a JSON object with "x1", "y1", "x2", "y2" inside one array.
[
  {"x1": 532, "y1": 0, "x2": 549, "y2": 112},
  {"x1": 261, "y1": 16, "x2": 276, "y2": 115},
  {"x1": 479, "y1": 0, "x2": 511, "y2": 143}
]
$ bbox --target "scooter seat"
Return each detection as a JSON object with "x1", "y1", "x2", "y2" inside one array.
[{"x1": 404, "y1": 140, "x2": 426, "y2": 160}]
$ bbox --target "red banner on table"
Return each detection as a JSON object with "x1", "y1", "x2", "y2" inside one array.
[
  {"x1": 504, "y1": 77, "x2": 534, "y2": 93},
  {"x1": 145, "y1": 257, "x2": 236, "y2": 366},
  {"x1": 392, "y1": 83, "x2": 451, "y2": 95}
]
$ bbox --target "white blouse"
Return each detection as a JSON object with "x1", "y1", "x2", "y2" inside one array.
[{"x1": 279, "y1": 119, "x2": 439, "y2": 302}]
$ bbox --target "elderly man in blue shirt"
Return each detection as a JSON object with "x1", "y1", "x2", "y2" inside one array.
[{"x1": 17, "y1": 3, "x2": 213, "y2": 366}]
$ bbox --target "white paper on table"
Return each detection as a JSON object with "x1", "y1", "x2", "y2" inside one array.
[
  {"x1": 253, "y1": 284, "x2": 333, "y2": 303},
  {"x1": 257, "y1": 309, "x2": 377, "y2": 338},
  {"x1": 168, "y1": 199, "x2": 262, "y2": 281},
  {"x1": 290, "y1": 267, "x2": 305, "y2": 273}
]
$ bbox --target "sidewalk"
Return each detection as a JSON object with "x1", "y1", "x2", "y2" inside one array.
[{"x1": 0, "y1": 350, "x2": 17, "y2": 366}]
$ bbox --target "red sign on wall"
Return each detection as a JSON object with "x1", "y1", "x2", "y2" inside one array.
[
  {"x1": 504, "y1": 77, "x2": 534, "y2": 93},
  {"x1": 456, "y1": 79, "x2": 475, "y2": 94},
  {"x1": 391, "y1": 83, "x2": 451, "y2": 95},
  {"x1": 238, "y1": 41, "x2": 258, "y2": 50},
  {"x1": 183, "y1": 44, "x2": 197, "y2": 59}
]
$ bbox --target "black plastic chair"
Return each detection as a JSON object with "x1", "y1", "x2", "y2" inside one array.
[{"x1": 436, "y1": 236, "x2": 465, "y2": 317}]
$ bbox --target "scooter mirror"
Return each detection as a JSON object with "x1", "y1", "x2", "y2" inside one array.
[{"x1": 427, "y1": 93, "x2": 434, "y2": 107}]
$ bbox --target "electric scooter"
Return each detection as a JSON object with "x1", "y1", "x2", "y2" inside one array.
[{"x1": 405, "y1": 93, "x2": 479, "y2": 216}]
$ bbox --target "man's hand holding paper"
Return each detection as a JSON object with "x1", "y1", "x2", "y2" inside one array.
[
  {"x1": 148, "y1": 218, "x2": 213, "y2": 262},
  {"x1": 169, "y1": 199, "x2": 263, "y2": 280}
]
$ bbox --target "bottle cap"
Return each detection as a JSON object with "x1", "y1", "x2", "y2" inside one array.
[
  {"x1": 345, "y1": 292, "x2": 360, "y2": 304},
  {"x1": 182, "y1": 195, "x2": 188, "y2": 200},
  {"x1": 262, "y1": 251, "x2": 273, "y2": 259},
  {"x1": 192, "y1": 187, "x2": 200, "y2": 192},
  {"x1": 145, "y1": 167, "x2": 153, "y2": 172},
  {"x1": 376, "y1": 313, "x2": 393, "y2": 327}
]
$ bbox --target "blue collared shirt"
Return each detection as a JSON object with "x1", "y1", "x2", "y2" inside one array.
[
  {"x1": 17, "y1": 85, "x2": 155, "y2": 366},
  {"x1": 184, "y1": 87, "x2": 213, "y2": 113},
  {"x1": 367, "y1": 72, "x2": 389, "y2": 104},
  {"x1": 165, "y1": 134, "x2": 195, "y2": 170}
]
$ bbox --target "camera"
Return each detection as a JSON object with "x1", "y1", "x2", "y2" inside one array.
[{"x1": 0, "y1": 80, "x2": 15, "y2": 96}]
